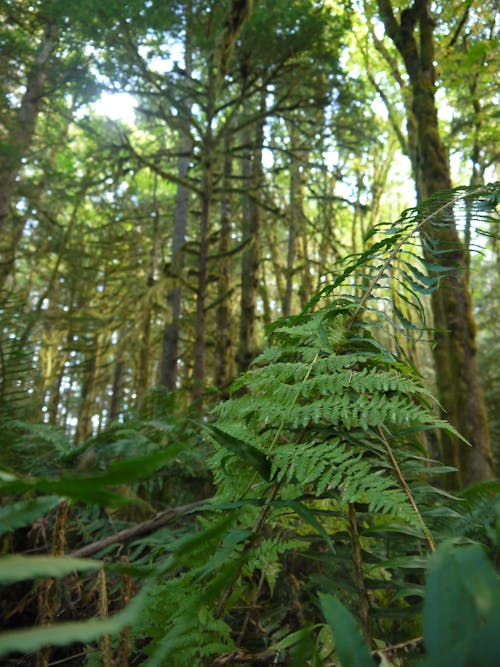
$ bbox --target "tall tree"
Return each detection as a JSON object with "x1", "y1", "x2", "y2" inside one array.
[
  {"x1": 375, "y1": 0, "x2": 494, "y2": 486},
  {"x1": 0, "y1": 5, "x2": 58, "y2": 288},
  {"x1": 237, "y1": 90, "x2": 265, "y2": 372},
  {"x1": 160, "y1": 5, "x2": 193, "y2": 391}
]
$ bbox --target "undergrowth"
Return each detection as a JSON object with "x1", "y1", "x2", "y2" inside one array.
[{"x1": 0, "y1": 183, "x2": 499, "y2": 665}]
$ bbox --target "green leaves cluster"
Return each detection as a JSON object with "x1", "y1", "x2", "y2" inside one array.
[
  {"x1": 322, "y1": 541, "x2": 500, "y2": 667},
  {"x1": 1, "y1": 183, "x2": 499, "y2": 665}
]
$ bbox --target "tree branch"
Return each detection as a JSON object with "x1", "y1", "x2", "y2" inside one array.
[
  {"x1": 69, "y1": 499, "x2": 208, "y2": 558},
  {"x1": 447, "y1": 0, "x2": 473, "y2": 49}
]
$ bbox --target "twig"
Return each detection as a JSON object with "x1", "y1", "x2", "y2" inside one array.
[
  {"x1": 212, "y1": 648, "x2": 276, "y2": 665},
  {"x1": 348, "y1": 502, "x2": 372, "y2": 646},
  {"x1": 69, "y1": 499, "x2": 208, "y2": 558}
]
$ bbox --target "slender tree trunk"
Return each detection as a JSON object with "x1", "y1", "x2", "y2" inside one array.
[
  {"x1": 259, "y1": 260, "x2": 273, "y2": 328},
  {"x1": 283, "y1": 220, "x2": 296, "y2": 317},
  {"x1": 215, "y1": 130, "x2": 234, "y2": 393},
  {"x1": 464, "y1": 75, "x2": 485, "y2": 285},
  {"x1": 265, "y1": 223, "x2": 286, "y2": 312},
  {"x1": 192, "y1": 66, "x2": 215, "y2": 411},
  {"x1": 109, "y1": 358, "x2": 124, "y2": 424},
  {"x1": 376, "y1": 0, "x2": 494, "y2": 487},
  {"x1": 283, "y1": 124, "x2": 297, "y2": 317},
  {"x1": 137, "y1": 311, "x2": 152, "y2": 403},
  {"x1": 284, "y1": 121, "x2": 310, "y2": 315},
  {"x1": 137, "y1": 161, "x2": 163, "y2": 405},
  {"x1": 160, "y1": 15, "x2": 192, "y2": 391},
  {"x1": 237, "y1": 90, "x2": 265, "y2": 372},
  {"x1": 0, "y1": 19, "x2": 58, "y2": 288},
  {"x1": 76, "y1": 335, "x2": 102, "y2": 443},
  {"x1": 42, "y1": 333, "x2": 68, "y2": 426}
]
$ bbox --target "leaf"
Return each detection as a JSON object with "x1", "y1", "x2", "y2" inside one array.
[
  {"x1": 156, "y1": 511, "x2": 238, "y2": 576},
  {"x1": 288, "y1": 500, "x2": 336, "y2": 554},
  {"x1": 0, "y1": 555, "x2": 102, "y2": 584},
  {"x1": 0, "y1": 475, "x2": 134, "y2": 507},
  {"x1": 95, "y1": 442, "x2": 186, "y2": 484},
  {"x1": 201, "y1": 423, "x2": 271, "y2": 481},
  {"x1": 423, "y1": 543, "x2": 482, "y2": 656},
  {"x1": 0, "y1": 496, "x2": 61, "y2": 537},
  {"x1": 272, "y1": 625, "x2": 321, "y2": 650},
  {"x1": 0, "y1": 445, "x2": 185, "y2": 506},
  {"x1": 0, "y1": 586, "x2": 149, "y2": 656},
  {"x1": 319, "y1": 593, "x2": 374, "y2": 667}
]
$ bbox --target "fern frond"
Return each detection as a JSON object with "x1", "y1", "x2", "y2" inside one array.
[{"x1": 308, "y1": 182, "x2": 500, "y2": 348}]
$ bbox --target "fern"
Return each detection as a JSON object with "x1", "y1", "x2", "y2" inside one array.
[
  {"x1": 213, "y1": 309, "x2": 448, "y2": 526},
  {"x1": 189, "y1": 184, "x2": 500, "y2": 661},
  {"x1": 3, "y1": 186, "x2": 495, "y2": 664}
]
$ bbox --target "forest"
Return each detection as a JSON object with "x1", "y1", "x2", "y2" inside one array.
[{"x1": 0, "y1": 0, "x2": 499, "y2": 665}]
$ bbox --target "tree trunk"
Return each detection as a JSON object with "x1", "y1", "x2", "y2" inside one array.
[
  {"x1": 284, "y1": 121, "x2": 311, "y2": 315},
  {"x1": 76, "y1": 335, "x2": 102, "y2": 443},
  {"x1": 192, "y1": 62, "x2": 216, "y2": 411},
  {"x1": 160, "y1": 17, "x2": 192, "y2": 391},
  {"x1": 0, "y1": 19, "x2": 58, "y2": 288},
  {"x1": 109, "y1": 358, "x2": 124, "y2": 424},
  {"x1": 284, "y1": 124, "x2": 298, "y2": 318},
  {"x1": 376, "y1": 0, "x2": 494, "y2": 486},
  {"x1": 237, "y1": 91, "x2": 264, "y2": 372},
  {"x1": 215, "y1": 129, "x2": 234, "y2": 394}
]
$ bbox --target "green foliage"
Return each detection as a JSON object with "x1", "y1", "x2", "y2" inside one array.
[
  {"x1": 0, "y1": 184, "x2": 498, "y2": 665},
  {"x1": 319, "y1": 592, "x2": 374, "y2": 667},
  {"x1": 212, "y1": 305, "x2": 449, "y2": 527},
  {"x1": 321, "y1": 542, "x2": 500, "y2": 667},
  {"x1": 0, "y1": 554, "x2": 102, "y2": 584},
  {"x1": 0, "y1": 444, "x2": 186, "y2": 507},
  {"x1": 0, "y1": 496, "x2": 60, "y2": 537}
]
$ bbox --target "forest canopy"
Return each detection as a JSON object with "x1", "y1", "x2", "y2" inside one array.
[{"x1": 0, "y1": 0, "x2": 499, "y2": 665}]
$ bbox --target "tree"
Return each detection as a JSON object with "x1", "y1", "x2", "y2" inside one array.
[
  {"x1": 374, "y1": 0, "x2": 494, "y2": 486},
  {"x1": 0, "y1": 3, "x2": 58, "y2": 288}
]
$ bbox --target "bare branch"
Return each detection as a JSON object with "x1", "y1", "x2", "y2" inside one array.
[{"x1": 69, "y1": 499, "x2": 208, "y2": 558}]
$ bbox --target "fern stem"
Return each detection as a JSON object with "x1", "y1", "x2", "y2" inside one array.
[
  {"x1": 264, "y1": 351, "x2": 319, "y2": 454},
  {"x1": 215, "y1": 482, "x2": 282, "y2": 619},
  {"x1": 241, "y1": 352, "x2": 320, "y2": 498},
  {"x1": 98, "y1": 568, "x2": 112, "y2": 667},
  {"x1": 348, "y1": 502, "x2": 372, "y2": 646},
  {"x1": 236, "y1": 569, "x2": 266, "y2": 647},
  {"x1": 377, "y1": 425, "x2": 435, "y2": 552}
]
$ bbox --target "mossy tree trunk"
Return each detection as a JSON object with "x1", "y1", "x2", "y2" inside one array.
[
  {"x1": 237, "y1": 88, "x2": 265, "y2": 373},
  {"x1": 376, "y1": 0, "x2": 494, "y2": 486},
  {"x1": 160, "y1": 17, "x2": 192, "y2": 392},
  {"x1": 0, "y1": 19, "x2": 58, "y2": 289},
  {"x1": 215, "y1": 129, "x2": 235, "y2": 394},
  {"x1": 192, "y1": 61, "x2": 216, "y2": 412}
]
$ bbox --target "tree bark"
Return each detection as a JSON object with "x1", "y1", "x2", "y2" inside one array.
[
  {"x1": 215, "y1": 129, "x2": 235, "y2": 394},
  {"x1": 0, "y1": 19, "x2": 58, "y2": 289},
  {"x1": 160, "y1": 14, "x2": 192, "y2": 391},
  {"x1": 109, "y1": 358, "x2": 124, "y2": 424},
  {"x1": 284, "y1": 123, "x2": 298, "y2": 317},
  {"x1": 237, "y1": 90, "x2": 265, "y2": 372},
  {"x1": 192, "y1": 59, "x2": 216, "y2": 411},
  {"x1": 376, "y1": 0, "x2": 494, "y2": 486},
  {"x1": 76, "y1": 334, "x2": 102, "y2": 443}
]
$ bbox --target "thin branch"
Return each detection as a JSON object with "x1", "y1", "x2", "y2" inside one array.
[
  {"x1": 447, "y1": 0, "x2": 474, "y2": 49},
  {"x1": 69, "y1": 499, "x2": 208, "y2": 558},
  {"x1": 348, "y1": 503, "x2": 372, "y2": 646}
]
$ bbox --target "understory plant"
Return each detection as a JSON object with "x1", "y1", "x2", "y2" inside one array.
[
  {"x1": 0, "y1": 183, "x2": 499, "y2": 665},
  {"x1": 130, "y1": 183, "x2": 500, "y2": 664}
]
